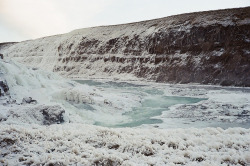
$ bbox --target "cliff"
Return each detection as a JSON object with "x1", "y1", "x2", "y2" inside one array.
[{"x1": 1, "y1": 7, "x2": 250, "y2": 86}]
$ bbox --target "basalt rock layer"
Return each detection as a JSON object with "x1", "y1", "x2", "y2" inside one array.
[{"x1": 1, "y1": 7, "x2": 250, "y2": 86}]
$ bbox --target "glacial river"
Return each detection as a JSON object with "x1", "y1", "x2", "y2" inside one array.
[{"x1": 74, "y1": 80, "x2": 206, "y2": 128}]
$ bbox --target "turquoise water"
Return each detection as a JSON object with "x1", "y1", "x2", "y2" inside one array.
[
  {"x1": 75, "y1": 80, "x2": 205, "y2": 128},
  {"x1": 116, "y1": 96, "x2": 203, "y2": 127}
]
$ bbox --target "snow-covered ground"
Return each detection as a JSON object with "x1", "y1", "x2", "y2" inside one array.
[
  {"x1": 0, "y1": 59, "x2": 250, "y2": 165},
  {"x1": 1, "y1": 124, "x2": 250, "y2": 166}
]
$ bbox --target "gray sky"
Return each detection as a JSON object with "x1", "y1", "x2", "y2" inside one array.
[{"x1": 0, "y1": 0, "x2": 249, "y2": 43}]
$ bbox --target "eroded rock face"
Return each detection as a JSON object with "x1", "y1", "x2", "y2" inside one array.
[{"x1": 2, "y1": 7, "x2": 250, "y2": 86}]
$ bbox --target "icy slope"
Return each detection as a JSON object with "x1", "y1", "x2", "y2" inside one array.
[{"x1": 1, "y1": 7, "x2": 250, "y2": 86}]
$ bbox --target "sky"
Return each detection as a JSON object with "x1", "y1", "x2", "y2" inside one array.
[{"x1": 0, "y1": 0, "x2": 249, "y2": 43}]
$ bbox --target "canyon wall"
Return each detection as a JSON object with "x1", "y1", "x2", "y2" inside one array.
[{"x1": 1, "y1": 7, "x2": 250, "y2": 86}]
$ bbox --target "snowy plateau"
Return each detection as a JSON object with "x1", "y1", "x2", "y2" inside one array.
[{"x1": 0, "y1": 7, "x2": 250, "y2": 166}]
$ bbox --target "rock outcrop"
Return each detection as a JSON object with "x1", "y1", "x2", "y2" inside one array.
[
  {"x1": 1, "y1": 7, "x2": 250, "y2": 86},
  {"x1": 22, "y1": 97, "x2": 37, "y2": 105},
  {"x1": 2, "y1": 105, "x2": 65, "y2": 125},
  {"x1": 0, "y1": 81, "x2": 9, "y2": 96},
  {"x1": 40, "y1": 105, "x2": 65, "y2": 125}
]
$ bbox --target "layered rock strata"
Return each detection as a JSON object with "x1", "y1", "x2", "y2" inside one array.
[{"x1": 1, "y1": 7, "x2": 250, "y2": 86}]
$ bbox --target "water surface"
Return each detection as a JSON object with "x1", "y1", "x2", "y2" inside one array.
[{"x1": 75, "y1": 80, "x2": 205, "y2": 128}]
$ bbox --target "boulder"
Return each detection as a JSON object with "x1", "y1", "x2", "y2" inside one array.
[
  {"x1": 22, "y1": 97, "x2": 37, "y2": 104},
  {"x1": 104, "y1": 99, "x2": 112, "y2": 106},
  {"x1": 3, "y1": 105, "x2": 65, "y2": 125},
  {"x1": 40, "y1": 105, "x2": 65, "y2": 125},
  {"x1": 0, "y1": 81, "x2": 9, "y2": 95}
]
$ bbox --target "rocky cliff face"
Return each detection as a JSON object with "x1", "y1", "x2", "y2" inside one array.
[{"x1": 1, "y1": 7, "x2": 250, "y2": 86}]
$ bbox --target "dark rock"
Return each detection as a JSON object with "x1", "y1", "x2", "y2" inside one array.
[
  {"x1": 32, "y1": 67, "x2": 38, "y2": 70},
  {"x1": 141, "y1": 148, "x2": 154, "y2": 156},
  {"x1": 104, "y1": 99, "x2": 112, "y2": 105},
  {"x1": 6, "y1": 97, "x2": 16, "y2": 104},
  {"x1": 0, "y1": 53, "x2": 3, "y2": 59},
  {"x1": 241, "y1": 110, "x2": 249, "y2": 115},
  {"x1": 0, "y1": 138, "x2": 16, "y2": 147},
  {"x1": 0, "y1": 81, "x2": 9, "y2": 96},
  {"x1": 93, "y1": 158, "x2": 121, "y2": 166},
  {"x1": 22, "y1": 97, "x2": 37, "y2": 104},
  {"x1": 196, "y1": 157, "x2": 205, "y2": 162},
  {"x1": 46, "y1": 162, "x2": 66, "y2": 166},
  {"x1": 108, "y1": 144, "x2": 120, "y2": 150},
  {"x1": 168, "y1": 142, "x2": 178, "y2": 149},
  {"x1": 40, "y1": 105, "x2": 65, "y2": 125}
]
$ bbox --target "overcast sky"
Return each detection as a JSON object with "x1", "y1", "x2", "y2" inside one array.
[{"x1": 0, "y1": 0, "x2": 249, "y2": 43}]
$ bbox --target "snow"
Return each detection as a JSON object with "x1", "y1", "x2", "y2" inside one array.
[
  {"x1": 1, "y1": 124, "x2": 250, "y2": 166},
  {"x1": 238, "y1": 18, "x2": 250, "y2": 25},
  {"x1": 211, "y1": 49, "x2": 224, "y2": 57}
]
